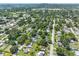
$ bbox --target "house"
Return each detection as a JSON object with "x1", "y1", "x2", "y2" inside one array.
[
  {"x1": 46, "y1": 28, "x2": 50, "y2": 32},
  {"x1": 63, "y1": 29, "x2": 70, "y2": 33},
  {"x1": 58, "y1": 42, "x2": 62, "y2": 46},
  {"x1": 0, "y1": 40, "x2": 4, "y2": 46},
  {"x1": 19, "y1": 46, "x2": 23, "y2": 50},
  {"x1": 32, "y1": 37, "x2": 36, "y2": 42},
  {"x1": 0, "y1": 43, "x2": 3, "y2": 46},
  {"x1": 75, "y1": 51, "x2": 79, "y2": 56},
  {"x1": 18, "y1": 44, "x2": 25, "y2": 50},
  {"x1": 14, "y1": 41, "x2": 18, "y2": 45},
  {"x1": 63, "y1": 26, "x2": 70, "y2": 33},
  {"x1": 70, "y1": 47, "x2": 77, "y2": 51},
  {"x1": 12, "y1": 53, "x2": 16, "y2": 56},
  {"x1": 57, "y1": 31, "x2": 61, "y2": 37},
  {"x1": 70, "y1": 38, "x2": 77, "y2": 42},
  {"x1": 37, "y1": 51, "x2": 45, "y2": 56},
  {"x1": 70, "y1": 40, "x2": 75, "y2": 43},
  {"x1": 75, "y1": 31, "x2": 79, "y2": 35},
  {"x1": 23, "y1": 48, "x2": 30, "y2": 54},
  {"x1": 0, "y1": 53, "x2": 3, "y2": 56},
  {"x1": 27, "y1": 43, "x2": 32, "y2": 48},
  {"x1": 58, "y1": 38, "x2": 61, "y2": 42},
  {"x1": 41, "y1": 48, "x2": 45, "y2": 51}
]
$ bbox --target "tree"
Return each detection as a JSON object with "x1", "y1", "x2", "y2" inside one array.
[
  {"x1": 0, "y1": 49, "x2": 3, "y2": 54},
  {"x1": 36, "y1": 37, "x2": 48, "y2": 47},
  {"x1": 8, "y1": 34, "x2": 17, "y2": 45},
  {"x1": 8, "y1": 34, "x2": 16, "y2": 40},
  {"x1": 25, "y1": 40, "x2": 31, "y2": 45},
  {"x1": 10, "y1": 45, "x2": 18, "y2": 54},
  {"x1": 9, "y1": 40, "x2": 16, "y2": 45},
  {"x1": 8, "y1": 28, "x2": 21, "y2": 41},
  {"x1": 56, "y1": 47, "x2": 66, "y2": 56},
  {"x1": 28, "y1": 49, "x2": 35, "y2": 56},
  {"x1": 17, "y1": 19, "x2": 26, "y2": 26},
  {"x1": 32, "y1": 43, "x2": 41, "y2": 51},
  {"x1": 65, "y1": 51, "x2": 75, "y2": 56},
  {"x1": 5, "y1": 28, "x2": 10, "y2": 34},
  {"x1": 17, "y1": 36, "x2": 25, "y2": 44},
  {"x1": 48, "y1": 32, "x2": 52, "y2": 44},
  {"x1": 21, "y1": 33, "x2": 28, "y2": 40}
]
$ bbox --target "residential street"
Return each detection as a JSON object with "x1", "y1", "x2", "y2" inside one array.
[{"x1": 50, "y1": 19, "x2": 55, "y2": 56}]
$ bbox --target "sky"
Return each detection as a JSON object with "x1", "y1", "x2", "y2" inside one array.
[{"x1": 0, "y1": 0, "x2": 79, "y2": 3}]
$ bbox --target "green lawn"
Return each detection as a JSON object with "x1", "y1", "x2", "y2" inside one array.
[
  {"x1": 4, "y1": 45, "x2": 12, "y2": 52},
  {"x1": 0, "y1": 44, "x2": 8, "y2": 50},
  {"x1": 70, "y1": 42, "x2": 79, "y2": 49}
]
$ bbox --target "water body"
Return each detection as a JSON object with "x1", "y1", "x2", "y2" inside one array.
[{"x1": 0, "y1": 4, "x2": 79, "y2": 9}]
